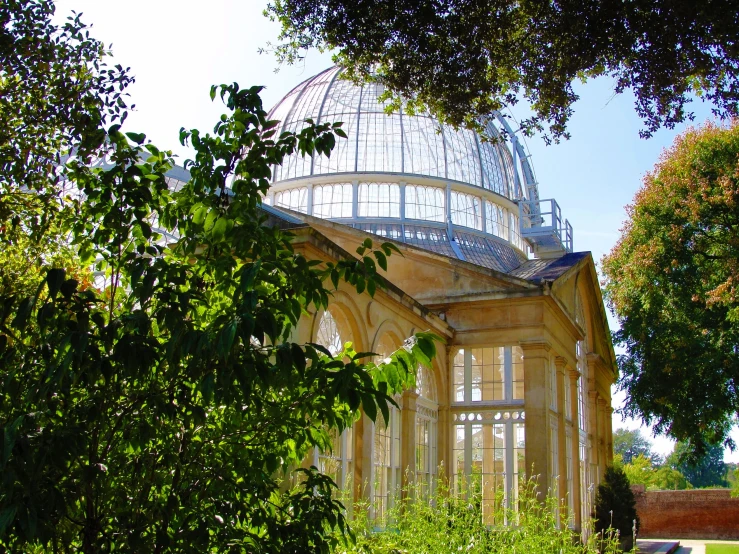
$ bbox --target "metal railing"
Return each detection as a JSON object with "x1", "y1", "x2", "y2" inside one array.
[{"x1": 518, "y1": 198, "x2": 573, "y2": 254}]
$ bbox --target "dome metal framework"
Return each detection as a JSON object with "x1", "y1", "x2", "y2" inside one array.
[{"x1": 266, "y1": 66, "x2": 573, "y2": 270}]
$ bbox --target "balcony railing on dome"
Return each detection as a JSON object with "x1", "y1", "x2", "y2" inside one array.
[{"x1": 518, "y1": 198, "x2": 573, "y2": 256}]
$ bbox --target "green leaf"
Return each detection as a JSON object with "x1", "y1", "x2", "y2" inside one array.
[
  {"x1": 373, "y1": 250, "x2": 387, "y2": 271},
  {"x1": 46, "y1": 268, "x2": 66, "y2": 298},
  {"x1": 218, "y1": 319, "x2": 238, "y2": 357},
  {"x1": 212, "y1": 217, "x2": 229, "y2": 241},
  {"x1": 192, "y1": 204, "x2": 208, "y2": 225},
  {"x1": 361, "y1": 391, "x2": 377, "y2": 422},
  {"x1": 125, "y1": 131, "x2": 146, "y2": 144}
]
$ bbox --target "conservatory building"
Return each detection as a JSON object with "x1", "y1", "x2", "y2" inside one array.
[{"x1": 263, "y1": 66, "x2": 617, "y2": 531}]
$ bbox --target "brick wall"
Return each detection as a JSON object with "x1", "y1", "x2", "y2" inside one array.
[{"x1": 632, "y1": 485, "x2": 739, "y2": 540}]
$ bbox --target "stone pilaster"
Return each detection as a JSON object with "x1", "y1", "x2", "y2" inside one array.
[
  {"x1": 520, "y1": 340, "x2": 551, "y2": 500},
  {"x1": 568, "y1": 367, "x2": 582, "y2": 530}
]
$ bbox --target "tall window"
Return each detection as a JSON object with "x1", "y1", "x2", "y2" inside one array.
[
  {"x1": 315, "y1": 310, "x2": 353, "y2": 489},
  {"x1": 450, "y1": 191, "x2": 482, "y2": 230},
  {"x1": 317, "y1": 427, "x2": 354, "y2": 491},
  {"x1": 549, "y1": 358, "x2": 558, "y2": 412},
  {"x1": 577, "y1": 341, "x2": 587, "y2": 432},
  {"x1": 313, "y1": 183, "x2": 353, "y2": 218},
  {"x1": 452, "y1": 411, "x2": 526, "y2": 515},
  {"x1": 405, "y1": 185, "x2": 445, "y2": 222},
  {"x1": 275, "y1": 187, "x2": 308, "y2": 213},
  {"x1": 372, "y1": 334, "x2": 402, "y2": 520},
  {"x1": 358, "y1": 182, "x2": 400, "y2": 218},
  {"x1": 373, "y1": 407, "x2": 401, "y2": 520},
  {"x1": 453, "y1": 346, "x2": 523, "y2": 403},
  {"x1": 416, "y1": 365, "x2": 438, "y2": 498}
]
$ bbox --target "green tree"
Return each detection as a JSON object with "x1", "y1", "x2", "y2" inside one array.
[
  {"x1": 1, "y1": 0, "x2": 132, "y2": 297},
  {"x1": 668, "y1": 442, "x2": 727, "y2": 488},
  {"x1": 267, "y1": 0, "x2": 739, "y2": 142},
  {"x1": 602, "y1": 121, "x2": 739, "y2": 454},
  {"x1": 0, "y1": 0, "x2": 131, "y2": 191},
  {"x1": 616, "y1": 454, "x2": 691, "y2": 490},
  {"x1": 0, "y1": 81, "x2": 440, "y2": 552},
  {"x1": 613, "y1": 428, "x2": 656, "y2": 465},
  {"x1": 593, "y1": 465, "x2": 639, "y2": 551}
]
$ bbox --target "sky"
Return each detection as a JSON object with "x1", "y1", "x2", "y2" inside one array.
[{"x1": 53, "y1": 0, "x2": 738, "y2": 462}]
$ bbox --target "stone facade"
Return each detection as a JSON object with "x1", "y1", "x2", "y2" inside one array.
[
  {"x1": 633, "y1": 486, "x2": 739, "y2": 540},
  {"x1": 282, "y1": 218, "x2": 617, "y2": 531}
]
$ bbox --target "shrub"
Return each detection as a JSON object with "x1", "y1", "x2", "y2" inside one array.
[
  {"x1": 594, "y1": 465, "x2": 639, "y2": 551},
  {"x1": 335, "y1": 475, "x2": 621, "y2": 554}
]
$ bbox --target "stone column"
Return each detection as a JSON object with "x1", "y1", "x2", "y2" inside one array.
[
  {"x1": 358, "y1": 412, "x2": 374, "y2": 504},
  {"x1": 401, "y1": 389, "x2": 419, "y2": 498},
  {"x1": 568, "y1": 368, "x2": 582, "y2": 530},
  {"x1": 597, "y1": 397, "x2": 608, "y2": 474},
  {"x1": 353, "y1": 412, "x2": 366, "y2": 503},
  {"x1": 520, "y1": 341, "x2": 551, "y2": 500},
  {"x1": 588, "y1": 390, "x2": 599, "y2": 469},
  {"x1": 554, "y1": 356, "x2": 568, "y2": 518},
  {"x1": 607, "y1": 406, "x2": 615, "y2": 462}
]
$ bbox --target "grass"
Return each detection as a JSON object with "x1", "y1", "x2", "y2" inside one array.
[{"x1": 705, "y1": 545, "x2": 739, "y2": 554}]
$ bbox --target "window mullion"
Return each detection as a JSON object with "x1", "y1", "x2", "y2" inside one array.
[
  {"x1": 464, "y1": 422, "x2": 472, "y2": 499},
  {"x1": 504, "y1": 346, "x2": 513, "y2": 401},
  {"x1": 464, "y1": 349, "x2": 472, "y2": 403}
]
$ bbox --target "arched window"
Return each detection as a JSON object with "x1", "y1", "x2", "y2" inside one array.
[
  {"x1": 314, "y1": 309, "x2": 353, "y2": 489},
  {"x1": 416, "y1": 364, "x2": 438, "y2": 498},
  {"x1": 313, "y1": 183, "x2": 353, "y2": 219},
  {"x1": 484, "y1": 200, "x2": 509, "y2": 241},
  {"x1": 372, "y1": 333, "x2": 402, "y2": 521},
  {"x1": 316, "y1": 309, "x2": 343, "y2": 356},
  {"x1": 405, "y1": 185, "x2": 445, "y2": 222},
  {"x1": 274, "y1": 187, "x2": 308, "y2": 213},
  {"x1": 358, "y1": 182, "x2": 400, "y2": 218},
  {"x1": 450, "y1": 191, "x2": 482, "y2": 230}
]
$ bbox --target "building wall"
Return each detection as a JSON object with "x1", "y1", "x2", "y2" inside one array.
[
  {"x1": 290, "y1": 226, "x2": 616, "y2": 531},
  {"x1": 632, "y1": 486, "x2": 739, "y2": 540}
]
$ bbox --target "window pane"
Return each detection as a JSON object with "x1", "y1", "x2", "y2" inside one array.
[
  {"x1": 453, "y1": 349, "x2": 465, "y2": 402},
  {"x1": 405, "y1": 185, "x2": 445, "y2": 222},
  {"x1": 451, "y1": 191, "x2": 482, "y2": 230},
  {"x1": 358, "y1": 182, "x2": 400, "y2": 218}
]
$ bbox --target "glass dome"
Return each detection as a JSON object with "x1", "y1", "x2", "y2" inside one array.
[
  {"x1": 269, "y1": 66, "x2": 523, "y2": 200},
  {"x1": 265, "y1": 66, "x2": 544, "y2": 272}
]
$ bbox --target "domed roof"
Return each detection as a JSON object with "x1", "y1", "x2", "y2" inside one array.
[
  {"x1": 268, "y1": 66, "x2": 524, "y2": 201},
  {"x1": 261, "y1": 66, "x2": 574, "y2": 272}
]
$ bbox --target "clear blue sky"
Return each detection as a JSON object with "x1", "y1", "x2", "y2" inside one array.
[{"x1": 54, "y1": 0, "x2": 737, "y2": 462}]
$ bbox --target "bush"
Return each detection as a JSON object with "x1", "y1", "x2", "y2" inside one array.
[
  {"x1": 594, "y1": 465, "x2": 639, "y2": 551},
  {"x1": 335, "y1": 475, "x2": 621, "y2": 554}
]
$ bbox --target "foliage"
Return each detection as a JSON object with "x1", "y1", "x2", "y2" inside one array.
[
  {"x1": 668, "y1": 442, "x2": 728, "y2": 489},
  {"x1": 594, "y1": 465, "x2": 639, "y2": 549},
  {"x1": 731, "y1": 467, "x2": 739, "y2": 498},
  {"x1": 1, "y1": 0, "x2": 132, "y2": 317},
  {"x1": 602, "y1": 121, "x2": 739, "y2": 454},
  {"x1": 615, "y1": 454, "x2": 691, "y2": 491},
  {"x1": 0, "y1": 0, "x2": 131, "y2": 196},
  {"x1": 336, "y1": 477, "x2": 621, "y2": 554},
  {"x1": 613, "y1": 428, "x2": 657, "y2": 465},
  {"x1": 266, "y1": 0, "x2": 739, "y2": 143},
  {"x1": 0, "y1": 75, "x2": 441, "y2": 552}
]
